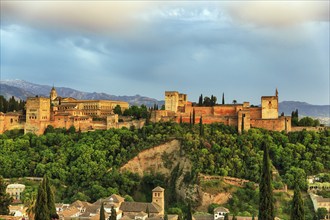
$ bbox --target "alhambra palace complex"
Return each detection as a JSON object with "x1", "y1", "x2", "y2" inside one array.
[
  {"x1": 152, "y1": 89, "x2": 291, "y2": 133},
  {"x1": 0, "y1": 87, "x2": 292, "y2": 135}
]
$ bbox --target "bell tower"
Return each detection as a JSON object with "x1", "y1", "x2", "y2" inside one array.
[
  {"x1": 152, "y1": 186, "x2": 165, "y2": 215},
  {"x1": 50, "y1": 86, "x2": 58, "y2": 105}
]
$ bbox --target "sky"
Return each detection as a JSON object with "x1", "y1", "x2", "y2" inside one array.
[{"x1": 1, "y1": 1, "x2": 329, "y2": 105}]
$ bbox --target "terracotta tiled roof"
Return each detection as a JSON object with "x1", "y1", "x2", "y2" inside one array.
[
  {"x1": 120, "y1": 202, "x2": 161, "y2": 213},
  {"x1": 0, "y1": 216, "x2": 21, "y2": 220},
  {"x1": 60, "y1": 206, "x2": 80, "y2": 218},
  {"x1": 121, "y1": 215, "x2": 133, "y2": 220},
  {"x1": 213, "y1": 207, "x2": 229, "y2": 213},
  {"x1": 152, "y1": 186, "x2": 165, "y2": 192},
  {"x1": 136, "y1": 211, "x2": 147, "y2": 217},
  {"x1": 94, "y1": 194, "x2": 125, "y2": 207},
  {"x1": 147, "y1": 216, "x2": 164, "y2": 220},
  {"x1": 70, "y1": 200, "x2": 92, "y2": 208},
  {"x1": 4, "y1": 112, "x2": 21, "y2": 116},
  {"x1": 84, "y1": 204, "x2": 99, "y2": 214},
  {"x1": 111, "y1": 194, "x2": 125, "y2": 203},
  {"x1": 91, "y1": 213, "x2": 102, "y2": 220},
  {"x1": 193, "y1": 214, "x2": 213, "y2": 220},
  {"x1": 315, "y1": 197, "x2": 330, "y2": 203}
]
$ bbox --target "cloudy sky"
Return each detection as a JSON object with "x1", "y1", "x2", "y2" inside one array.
[{"x1": 1, "y1": 1, "x2": 329, "y2": 105}]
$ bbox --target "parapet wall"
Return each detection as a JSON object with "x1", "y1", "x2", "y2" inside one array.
[
  {"x1": 0, "y1": 113, "x2": 24, "y2": 133},
  {"x1": 290, "y1": 126, "x2": 328, "y2": 132},
  {"x1": 184, "y1": 106, "x2": 241, "y2": 117},
  {"x1": 251, "y1": 116, "x2": 291, "y2": 132},
  {"x1": 249, "y1": 107, "x2": 262, "y2": 119}
]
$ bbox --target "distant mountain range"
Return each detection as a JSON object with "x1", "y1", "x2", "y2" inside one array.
[
  {"x1": 278, "y1": 101, "x2": 329, "y2": 118},
  {"x1": 1, "y1": 80, "x2": 329, "y2": 122},
  {"x1": 0, "y1": 80, "x2": 164, "y2": 107}
]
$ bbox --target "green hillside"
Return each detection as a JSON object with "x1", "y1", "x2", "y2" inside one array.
[{"x1": 0, "y1": 122, "x2": 329, "y2": 219}]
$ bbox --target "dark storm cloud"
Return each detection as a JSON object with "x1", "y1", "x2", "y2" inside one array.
[{"x1": 1, "y1": 1, "x2": 329, "y2": 104}]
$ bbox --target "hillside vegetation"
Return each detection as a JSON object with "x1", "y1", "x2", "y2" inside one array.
[{"x1": 0, "y1": 122, "x2": 329, "y2": 218}]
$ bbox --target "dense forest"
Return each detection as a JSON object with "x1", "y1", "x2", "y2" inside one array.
[
  {"x1": 0, "y1": 95, "x2": 25, "y2": 113},
  {"x1": 0, "y1": 122, "x2": 329, "y2": 217}
]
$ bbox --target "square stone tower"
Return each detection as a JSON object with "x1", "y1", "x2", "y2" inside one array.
[
  {"x1": 261, "y1": 89, "x2": 279, "y2": 119},
  {"x1": 165, "y1": 91, "x2": 179, "y2": 112},
  {"x1": 165, "y1": 91, "x2": 187, "y2": 113},
  {"x1": 152, "y1": 186, "x2": 165, "y2": 215},
  {"x1": 261, "y1": 96, "x2": 278, "y2": 119},
  {"x1": 25, "y1": 96, "x2": 50, "y2": 134}
]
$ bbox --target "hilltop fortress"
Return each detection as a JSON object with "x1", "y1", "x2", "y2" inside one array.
[
  {"x1": 0, "y1": 88, "x2": 292, "y2": 134},
  {"x1": 0, "y1": 87, "x2": 145, "y2": 135},
  {"x1": 151, "y1": 89, "x2": 292, "y2": 133}
]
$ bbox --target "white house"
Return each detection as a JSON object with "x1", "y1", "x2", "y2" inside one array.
[{"x1": 213, "y1": 207, "x2": 229, "y2": 220}]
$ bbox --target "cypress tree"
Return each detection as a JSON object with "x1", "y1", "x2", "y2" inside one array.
[
  {"x1": 290, "y1": 184, "x2": 304, "y2": 220},
  {"x1": 45, "y1": 176, "x2": 56, "y2": 216},
  {"x1": 145, "y1": 112, "x2": 150, "y2": 125},
  {"x1": 252, "y1": 214, "x2": 255, "y2": 220},
  {"x1": 100, "y1": 202, "x2": 105, "y2": 220},
  {"x1": 34, "y1": 178, "x2": 49, "y2": 220},
  {"x1": 258, "y1": 139, "x2": 275, "y2": 220},
  {"x1": 0, "y1": 176, "x2": 13, "y2": 215},
  {"x1": 187, "y1": 203, "x2": 192, "y2": 220},
  {"x1": 210, "y1": 95, "x2": 217, "y2": 106},
  {"x1": 199, "y1": 94, "x2": 203, "y2": 106},
  {"x1": 164, "y1": 213, "x2": 168, "y2": 220},
  {"x1": 109, "y1": 206, "x2": 116, "y2": 220},
  {"x1": 199, "y1": 116, "x2": 204, "y2": 136},
  {"x1": 192, "y1": 109, "x2": 196, "y2": 125},
  {"x1": 222, "y1": 93, "x2": 225, "y2": 105},
  {"x1": 232, "y1": 214, "x2": 237, "y2": 220},
  {"x1": 180, "y1": 116, "x2": 183, "y2": 124},
  {"x1": 146, "y1": 205, "x2": 150, "y2": 217},
  {"x1": 224, "y1": 213, "x2": 229, "y2": 220}
]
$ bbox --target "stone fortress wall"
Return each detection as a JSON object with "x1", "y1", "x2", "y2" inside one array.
[
  {"x1": 151, "y1": 89, "x2": 292, "y2": 133},
  {"x1": 0, "y1": 87, "x2": 138, "y2": 135},
  {"x1": 1, "y1": 88, "x2": 326, "y2": 135}
]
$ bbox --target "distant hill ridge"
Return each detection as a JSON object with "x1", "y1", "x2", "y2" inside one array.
[
  {"x1": 279, "y1": 101, "x2": 329, "y2": 118},
  {"x1": 0, "y1": 79, "x2": 164, "y2": 107},
  {"x1": 1, "y1": 80, "x2": 329, "y2": 119}
]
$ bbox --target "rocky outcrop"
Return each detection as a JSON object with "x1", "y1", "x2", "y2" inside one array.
[
  {"x1": 120, "y1": 141, "x2": 256, "y2": 211},
  {"x1": 120, "y1": 139, "x2": 198, "y2": 204},
  {"x1": 120, "y1": 139, "x2": 190, "y2": 176}
]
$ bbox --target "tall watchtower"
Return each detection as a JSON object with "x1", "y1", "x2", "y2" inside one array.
[
  {"x1": 25, "y1": 96, "x2": 51, "y2": 134},
  {"x1": 152, "y1": 186, "x2": 165, "y2": 215},
  {"x1": 165, "y1": 91, "x2": 179, "y2": 112},
  {"x1": 261, "y1": 89, "x2": 279, "y2": 119}
]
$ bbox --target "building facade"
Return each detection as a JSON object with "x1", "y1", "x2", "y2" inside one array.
[
  {"x1": 6, "y1": 183, "x2": 26, "y2": 201},
  {"x1": 151, "y1": 89, "x2": 291, "y2": 133},
  {"x1": 57, "y1": 187, "x2": 165, "y2": 220},
  {"x1": 0, "y1": 87, "x2": 134, "y2": 135}
]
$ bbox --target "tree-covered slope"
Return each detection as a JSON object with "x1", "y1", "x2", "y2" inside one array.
[{"x1": 0, "y1": 123, "x2": 329, "y2": 205}]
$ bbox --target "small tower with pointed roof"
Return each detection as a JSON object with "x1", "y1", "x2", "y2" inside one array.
[
  {"x1": 50, "y1": 86, "x2": 58, "y2": 104},
  {"x1": 275, "y1": 88, "x2": 278, "y2": 97},
  {"x1": 152, "y1": 186, "x2": 164, "y2": 215}
]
